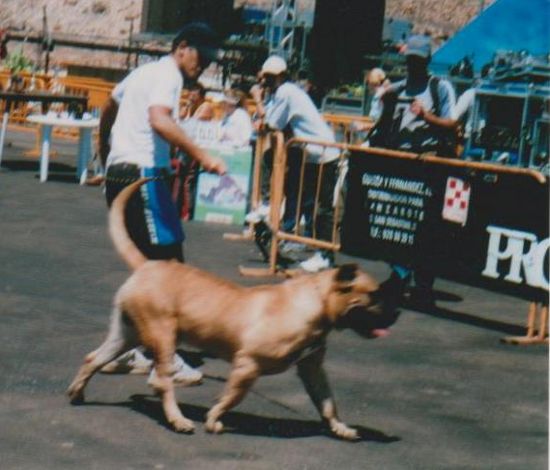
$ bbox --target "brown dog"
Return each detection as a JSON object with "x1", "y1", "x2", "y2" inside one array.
[{"x1": 67, "y1": 179, "x2": 395, "y2": 440}]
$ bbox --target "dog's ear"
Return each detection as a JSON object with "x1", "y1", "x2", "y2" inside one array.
[
  {"x1": 335, "y1": 264, "x2": 358, "y2": 283},
  {"x1": 334, "y1": 264, "x2": 359, "y2": 294}
]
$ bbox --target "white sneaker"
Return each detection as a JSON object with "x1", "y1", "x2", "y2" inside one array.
[
  {"x1": 147, "y1": 354, "x2": 203, "y2": 387},
  {"x1": 299, "y1": 252, "x2": 332, "y2": 273},
  {"x1": 245, "y1": 204, "x2": 270, "y2": 224},
  {"x1": 100, "y1": 348, "x2": 153, "y2": 375},
  {"x1": 279, "y1": 240, "x2": 308, "y2": 255}
]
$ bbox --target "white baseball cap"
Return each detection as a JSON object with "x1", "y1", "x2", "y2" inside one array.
[{"x1": 261, "y1": 55, "x2": 287, "y2": 75}]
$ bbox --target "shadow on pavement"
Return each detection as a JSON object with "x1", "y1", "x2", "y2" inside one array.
[
  {"x1": 80, "y1": 394, "x2": 401, "y2": 443},
  {"x1": 2, "y1": 159, "x2": 74, "y2": 173},
  {"x1": 405, "y1": 303, "x2": 527, "y2": 336},
  {"x1": 2, "y1": 159, "x2": 81, "y2": 183},
  {"x1": 432, "y1": 289, "x2": 463, "y2": 302}
]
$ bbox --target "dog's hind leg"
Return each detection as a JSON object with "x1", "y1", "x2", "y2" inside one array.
[
  {"x1": 67, "y1": 307, "x2": 138, "y2": 404},
  {"x1": 205, "y1": 354, "x2": 259, "y2": 434},
  {"x1": 144, "y1": 323, "x2": 195, "y2": 433},
  {"x1": 297, "y1": 349, "x2": 359, "y2": 441}
]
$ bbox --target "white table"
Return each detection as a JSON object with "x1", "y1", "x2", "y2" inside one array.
[
  {"x1": 26, "y1": 114, "x2": 99, "y2": 184},
  {"x1": 0, "y1": 92, "x2": 88, "y2": 168}
]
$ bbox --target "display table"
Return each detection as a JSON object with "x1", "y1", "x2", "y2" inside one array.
[
  {"x1": 26, "y1": 114, "x2": 99, "y2": 184},
  {"x1": 0, "y1": 91, "x2": 88, "y2": 166}
]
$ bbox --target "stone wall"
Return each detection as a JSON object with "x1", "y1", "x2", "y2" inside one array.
[
  {"x1": 0, "y1": 0, "x2": 142, "y2": 69},
  {"x1": 386, "y1": 0, "x2": 494, "y2": 40},
  {"x1": 0, "y1": 0, "x2": 494, "y2": 69}
]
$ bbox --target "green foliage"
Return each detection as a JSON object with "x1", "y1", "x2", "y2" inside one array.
[
  {"x1": 3, "y1": 47, "x2": 34, "y2": 73},
  {"x1": 333, "y1": 82, "x2": 365, "y2": 98}
]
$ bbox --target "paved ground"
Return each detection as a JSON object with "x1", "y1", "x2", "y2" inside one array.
[{"x1": 0, "y1": 129, "x2": 547, "y2": 470}]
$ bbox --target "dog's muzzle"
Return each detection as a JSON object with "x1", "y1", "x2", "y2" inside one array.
[{"x1": 337, "y1": 289, "x2": 401, "y2": 339}]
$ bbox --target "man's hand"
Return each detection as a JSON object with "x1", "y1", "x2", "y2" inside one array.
[
  {"x1": 410, "y1": 99, "x2": 426, "y2": 118},
  {"x1": 253, "y1": 118, "x2": 265, "y2": 133},
  {"x1": 203, "y1": 154, "x2": 227, "y2": 175}
]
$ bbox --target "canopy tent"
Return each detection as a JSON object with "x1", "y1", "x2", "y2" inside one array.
[{"x1": 431, "y1": 0, "x2": 550, "y2": 73}]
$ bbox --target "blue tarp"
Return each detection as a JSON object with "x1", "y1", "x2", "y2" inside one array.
[{"x1": 431, "y1": 0, "x2": 550, "y2": 73}]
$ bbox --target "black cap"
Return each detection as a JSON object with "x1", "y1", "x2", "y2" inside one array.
[{"x1": 172, "y1": 22, "x2": 220, "y2": 65}]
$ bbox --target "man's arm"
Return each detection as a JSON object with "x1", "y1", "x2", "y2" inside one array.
[
  {"x1": 411, "y1": 79, "x2": 458, "y2": 130},
  {"x1": 149, "y1": 105, "x2": 226, "y2": 174},
  {"x1": 410, "y1": 99, "x2": 458, "y2": 130},
  {"x1": 98, "y1": 97, "x2": 119, "y2": 167},
  {"x1": 250, "y1": 85, "x2": 267, "y2": 115}
]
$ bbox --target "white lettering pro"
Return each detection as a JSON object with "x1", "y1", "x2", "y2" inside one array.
[{"x1": 482, "y1": 226, "x2": 549, "y2": 289}]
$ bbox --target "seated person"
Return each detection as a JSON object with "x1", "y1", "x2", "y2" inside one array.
[
  {"x1": 179, "y1": 82, "x2": 214, "y2": 121},
  {"x1": 219, "y1": 89, "x2": 253, "y2": 147},
  {"x1": 173, "y1": 83, "x2": 214, "y2": 219}
]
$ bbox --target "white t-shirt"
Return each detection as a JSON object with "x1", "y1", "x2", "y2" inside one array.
[
  {"x1": 368, "y1": 86, "x2": 386, "y2": 121},
  {"x1": 266, "y1": 82, "x2": 339, "y2": 163},
  {"x1": 393, "y1": 78, "x2": 455, "y2": 132},
  {"x1": 454, "y1": 88, "x2": 476, "y2": 138},
  {"x1": 389, "y1": 77, "x2": 456, "y2": 153},
  {"x1": 107, "y1": 55, "x2": 183, "y2": 169},
  {"x1": 220, "y1": 108, "x2": 253, "y2": 147}
]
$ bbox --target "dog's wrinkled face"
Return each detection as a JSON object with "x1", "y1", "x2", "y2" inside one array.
[{"x1": 329, "y1": 264, "x2": 400, "y2": 339}]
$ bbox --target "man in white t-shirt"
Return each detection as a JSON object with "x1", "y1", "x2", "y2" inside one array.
[
  {"x1": 98, "y1": 23, "x2": 226, "y2": 385},
  {"x1": 251, "y1": 56, "x2": 340, "y2": 273}
]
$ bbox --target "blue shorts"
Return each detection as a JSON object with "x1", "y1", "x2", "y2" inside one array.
[
  {"x1": 139, "y1": 167, "x2": 185, "y2": 245},
  {"x1": 105, "y1": 164, "x2": 184, "y2": 261}
]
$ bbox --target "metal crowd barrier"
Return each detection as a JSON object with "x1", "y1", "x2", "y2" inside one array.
[
  {"x1": 239, "y1": 132, "x2": 545, "y2": 272},
  {"x1": 234, "y1": 131, "x2": 547, "y2": 344},
  {"x1": 235, "y1": 131, "x2": 350, "y2": 276},
  {"x1": 323, "y1": 113, "x2": 374, "y2": 144}
]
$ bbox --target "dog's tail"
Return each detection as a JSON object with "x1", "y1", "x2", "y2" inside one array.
[{"x1": 109, "y1": 178, "x2": 149, "y2": 271}]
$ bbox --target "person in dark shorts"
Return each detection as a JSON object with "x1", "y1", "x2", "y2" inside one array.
[{"x1": 98, "y1": 23, "x2": 226, "y2": 385}]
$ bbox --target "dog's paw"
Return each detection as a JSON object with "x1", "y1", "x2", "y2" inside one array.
[
  {"x1": 205, "y1": 419, "x2": 224, "y2": 434},
  {"x1": 67, "y1": 386, "x2": 85, "y2": 405},
  {"x1": 331, "y1": 422, "x2": 359, "y2": 441},
  {"x1": 170, "y1": 417, "x2": 195, "y2": 433}
]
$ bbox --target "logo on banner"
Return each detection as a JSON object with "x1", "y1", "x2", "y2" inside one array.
[
  {"x1": 482, "y1": 225, "x2": 549, "y2": 290},
  {"x1": 442, "y1": 177, "x2": 470, "y2": 225}
]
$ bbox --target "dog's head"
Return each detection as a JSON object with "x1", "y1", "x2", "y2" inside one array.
[{"x1": 326, "y1": 264, "x2": 400, "y2": 339}]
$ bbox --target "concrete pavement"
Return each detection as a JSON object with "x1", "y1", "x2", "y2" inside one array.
[{"x1": 0, "y1": 128, "x2": 547, "y2": 470}]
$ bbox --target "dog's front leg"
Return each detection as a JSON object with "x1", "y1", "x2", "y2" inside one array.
[
  {"x1": 205, "y1": 354, "x2": 259, "y2": 434},
  {"x1": 148, "y1": 332, "x2": 195, "y2": 433},
  {"x1": 297, "y1": 349, "x2": 359, "y2": 441}
]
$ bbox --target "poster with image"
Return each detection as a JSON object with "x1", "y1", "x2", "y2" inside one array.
[{"x1": 194, "y1": 145, "x2": 253, "y2": 225}]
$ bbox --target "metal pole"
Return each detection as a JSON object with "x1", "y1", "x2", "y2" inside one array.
[
  {"x1": 126, "y1": 18, "x2": 134, "y2": 71},
  {"x1": 42, "y1": 6, "x2": 49, "y2": 73}
]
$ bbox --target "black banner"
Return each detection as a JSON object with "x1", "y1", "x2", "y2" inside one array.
[{"x1": 341, "y1": 150, "x2": 549, "y2": 301}]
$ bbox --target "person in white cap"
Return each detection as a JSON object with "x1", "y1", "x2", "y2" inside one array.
[{"x1": 250, "y1": 55, "x2": 340, "y2": 273}]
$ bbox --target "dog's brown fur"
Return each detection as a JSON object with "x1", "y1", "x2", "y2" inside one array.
[{"x1": 67, "y1": 179, "x2": 385, "y2": 440}]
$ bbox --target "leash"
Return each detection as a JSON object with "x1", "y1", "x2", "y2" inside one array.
[{"x1": 287, "y1": 337, "x2": 327, "y2": 367}]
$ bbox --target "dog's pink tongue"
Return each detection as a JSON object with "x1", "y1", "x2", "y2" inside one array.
[{"x1": 370, "y1": 328, "x2": 390, "y2": 338}]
